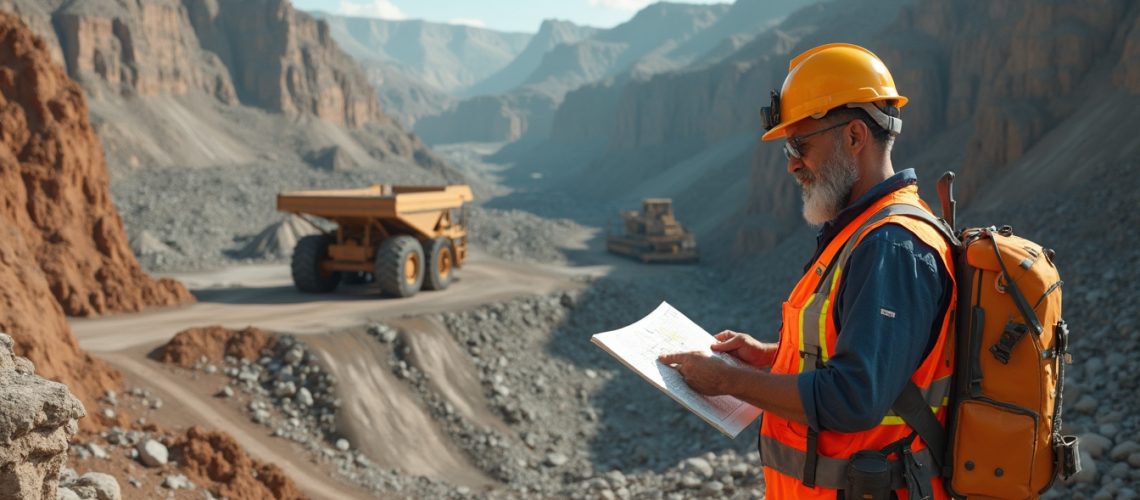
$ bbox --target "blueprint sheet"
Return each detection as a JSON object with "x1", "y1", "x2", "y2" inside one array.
[{"x1": 591, "y1": 302, "x2": 762, "y2": 438}]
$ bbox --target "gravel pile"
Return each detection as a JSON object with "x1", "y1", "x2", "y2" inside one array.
[
  {"x1": 185, "y1": 335, "x2": 341, "y2": 443},
  {"x1": 332, "y1": 266, "x2": 764, "y2": 498},
  {"x1": 113, "y1": 161, "x2": 587, "y2": 272},
  {"x1": 467, "y1": 207, "x2": 590, "y2": 264},
  {"x1": 175, "y1": 331, "x2": 459, "y2": 496},
  {"x1": 112, "y1": 161, "x2": 443, "y2": 272}
]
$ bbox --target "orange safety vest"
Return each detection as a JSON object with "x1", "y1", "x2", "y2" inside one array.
[{"x1": 760, "y1": 184, "x2": 956, "y2": 499}]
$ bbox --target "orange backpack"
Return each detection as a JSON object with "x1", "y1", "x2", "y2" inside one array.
[{"x1": 894, "y1": 172, "x2": 1079, "y2": 499}]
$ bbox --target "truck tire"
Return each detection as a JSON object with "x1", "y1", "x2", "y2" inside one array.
[
  {"x1": 422, "y1": 237, "x2": 454, "y2": 291},
  {"x1": 292, "y1": 234, "x2": 340, "y2": 293},
  {"x1": 375, "y1": 235, "x2": 424, "y2": 298}
]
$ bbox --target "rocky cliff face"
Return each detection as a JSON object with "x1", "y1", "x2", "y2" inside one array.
[
  {"x1": 533, "y1": 0, "x2": 1140, "y2": 255},
  {"x1": 415, "y1": 89, "x2": 559, "y2": 144},
  {"x1": 415, "y1": 0, "x2": 787, "y2": 145},
  {"x1": 466, "y1": 19, "x2": 598, "y2": 97},
  {"x1": 0, "y1": 333, "x2": 86, "y2": 499},
  {"x1": 313, "y1": 12, "x2": 532, "y2": 96},
  {"x1": 185, "y1": 0, "x2": 384, "y2": 128},
  {"x1": 0, "y1": 0, "x2": 448, "y2": 177},
  {"x1": 52, "y1": 0, "x2": 238, "y2": 103},
  {"x1": 2, "y1": 0, "x2": 390, "y2": 130},
  {"x1": 876, "y1": 0, "x2": 1137, "y2": 196}
]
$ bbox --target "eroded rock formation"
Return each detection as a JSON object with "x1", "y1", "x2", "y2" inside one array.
[
  {"x1": 0, "y1": 333, "x2": 86, "y2": 499},
  {"x1": 0, "y1": 11, "x2": 194, "y2": 316}
]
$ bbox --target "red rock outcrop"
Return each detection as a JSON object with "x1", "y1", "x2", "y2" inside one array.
[
  {"x1": 0, "y1": 225, "x2": 121, "y2": 433},
  {"x1": 0, "y1": 12, "x2": 194, "y2": 317},
  {"x1": 153, "y1": 326, "x2": 276, "y2": 368},
  {"x1": 1, "y1": 12, "x2": 197, "y2": 431},
  {"x1": 170, "y1": 426, "x2": 304, "y2": 500}
]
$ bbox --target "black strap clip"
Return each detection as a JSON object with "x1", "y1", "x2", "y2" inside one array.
[
  {"x1": 1055, "y1": 320, "x2": 1072, "y2": 364},
  {"x1": 990, "y1": 322, "x2": 1029, "y2": 364},
  {"x1": 800, "y1": 345, "x2": 825, "y2": 369},
  {"x1": 902, "y1": 446, "x2": 935, "y2": 500}
]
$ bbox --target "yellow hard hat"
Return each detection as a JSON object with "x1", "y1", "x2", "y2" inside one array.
[{"x1": 760, "y1": 43, "x2": 907, "y2": 141}]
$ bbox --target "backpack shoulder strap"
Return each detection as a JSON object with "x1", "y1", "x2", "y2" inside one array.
[
  {"x1": 893, "y1": 380, "x2": 947, "y2": 473},
  {"x1": 865, "y1": 204, "x2": 955, "y2": 475}
]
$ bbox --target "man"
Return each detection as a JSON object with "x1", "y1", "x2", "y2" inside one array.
[{"x1": 659, "y1": 43, "x2": 955, "y2": 499}]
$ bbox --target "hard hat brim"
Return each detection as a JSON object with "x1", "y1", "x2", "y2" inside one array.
[{"x1": 759, "y1": 95, "x2": 909, "y2": 142}]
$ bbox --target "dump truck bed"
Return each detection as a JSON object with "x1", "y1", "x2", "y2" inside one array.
[{"x1": 277, "y1": 185, "x2": 473, "y2": 218}]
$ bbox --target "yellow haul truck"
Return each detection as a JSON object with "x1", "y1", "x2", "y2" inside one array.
[{"x1": 277, "y1": 184, "x2": 474, "y2": 298}]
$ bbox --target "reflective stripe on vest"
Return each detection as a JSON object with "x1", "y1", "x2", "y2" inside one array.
[
  {"x1": 759, "y1": 434, "x2": 940, "y2": 490},
  {"x1": 760, "y1": 185, "x2": 956, "y2": 499}
]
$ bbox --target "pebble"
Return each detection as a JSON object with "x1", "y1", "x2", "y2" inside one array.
[
  {"x1": 283, "y1": 346, "x2": 304, "y2": 365},
  {"x1": 1110, "y1": 441, "x2": 1140, "y2": 461},
  {"x1": 1099, "y1": 423, "x2": 1120, "y2": 438},
  {"x1": 680, "y1": 474, "x2": 702, "y2": 489},
  {"x1": 163, "y1": 474, "x2": 192, "y2": 490},
  {"x1": 274, "y1": 381, "x2": 297, "y2": 397},
  {"x1": 1081, "y1": 433, "x2": 1113, "y2": 458},
  {"x1": 701, "y1": 480, "x2": 724, "y2": 495},
  {"x1": 545, "y1": 453, "x2": 569, "y2": 467},
  {"x1": 137, "y1": 440, "x2": 168, "y2": 467},
  {"x1": 295, "y1": 387, "x2": 314, "y2": 407},
  {"x1": 336, "y1": 438, "x2": 351, "y2": 452},
  {"x1": 1109, "y1": 462, "x2": 1130, "y2": 479},
  {"x1": 682, "y1": 457, "x2": 714, "y2": 478},
  {"x1": 217, "y1": 386, "x2": 234, "y2": 398},
  {"x1": 70, "y1": 472, "x2": 122, "y2": 500},
  {"x1": 88, "y1": 443, "x2": 109, "y2": 460},
  {"x1": 1073, "y1": 395, "x2": 1098, "y2": 414}
]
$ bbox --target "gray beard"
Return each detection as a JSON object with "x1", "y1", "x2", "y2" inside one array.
[{"x1": 796, "y1": 139, "x2": 860, "y2": 226}]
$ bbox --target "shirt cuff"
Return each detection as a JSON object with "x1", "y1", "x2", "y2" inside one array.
[{"x1": 796, "y1": 371, "x2": 821, "y2": 432}]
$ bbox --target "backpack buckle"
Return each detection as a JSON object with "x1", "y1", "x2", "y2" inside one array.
[
  {"x1": 989, "y1": 322, "x2": 1029, "y2": 364},
  {"x1": 1055, "y1": 320, "x2": 1072, "y2": 364}
]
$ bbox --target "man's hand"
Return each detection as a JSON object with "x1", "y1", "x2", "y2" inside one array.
[
  {"x1": 711, "y1": 330, "x2": 778, "y2": 369},
  {"x1": 657, "y1": 351, "x2": 736, "y2": 396}
]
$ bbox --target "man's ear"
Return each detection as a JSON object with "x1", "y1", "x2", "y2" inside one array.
[{"x1": 846, "y1": 119, "x2": 870, "y2": 155}]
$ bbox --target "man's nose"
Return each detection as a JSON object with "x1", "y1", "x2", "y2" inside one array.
[{"x1": 786, "y1": 155, "x2": 804, "y2": 175}]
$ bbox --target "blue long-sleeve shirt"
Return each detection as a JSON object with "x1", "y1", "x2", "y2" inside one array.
[{"x1": 796, "y1": 169, "x2": 952, "y2": 433}]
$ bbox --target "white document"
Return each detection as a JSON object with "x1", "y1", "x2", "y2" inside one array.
[{"x1": 591, "y1": 301, "x2": 762, "y2": 438}]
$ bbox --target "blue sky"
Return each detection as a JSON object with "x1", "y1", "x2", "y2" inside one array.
[{"x1": 292, "y1": 0, "x2": 729, "y2": 33}]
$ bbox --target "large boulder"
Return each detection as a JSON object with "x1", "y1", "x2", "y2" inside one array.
[{"x1": 0, "y1": 333, "x2": 86, "y2": 499}]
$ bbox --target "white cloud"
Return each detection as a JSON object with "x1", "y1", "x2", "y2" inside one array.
[
  {"x1": 337, "y1": 0, "x2": 406, "y2": 20},
  {"x1": 586, "y1": 0, "x2": 653, "y2": 11},
  {"x1": 447, "y1": 18, "x2": 487, "y2": 28}
]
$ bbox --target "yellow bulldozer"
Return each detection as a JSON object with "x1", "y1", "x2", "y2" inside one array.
[
  {"x1": 277, "y1": 184, "x2": 473, "y2": 298},
  {"x1": 606, "y1": 198, "x2": 699, "y2": 263}
]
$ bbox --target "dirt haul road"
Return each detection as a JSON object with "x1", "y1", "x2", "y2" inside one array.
[{"x1": 68, "y1": 251, "x2": 603, "y2": 498}]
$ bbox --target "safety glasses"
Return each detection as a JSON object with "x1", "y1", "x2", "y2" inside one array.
[{"x1": 783, "y1": 122, "x2": 848, "y2": 160}]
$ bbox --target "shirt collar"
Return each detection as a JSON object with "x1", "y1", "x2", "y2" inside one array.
[{"x1": 810, "y1": 168, "x2": 918, "y2": 265}]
